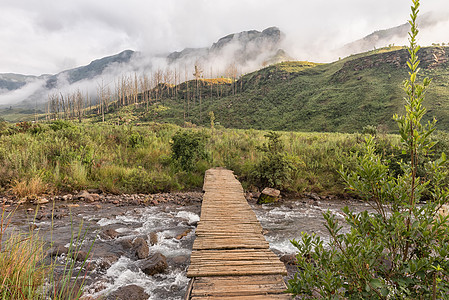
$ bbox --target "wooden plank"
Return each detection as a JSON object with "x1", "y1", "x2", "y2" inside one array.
[
  {"x1": 193, "y1": 275, "x2": 285, "y2": 286},
  {"x1": 191, "y1": 295, "x2": 291, "y2": 300},
  {"x1": 186, "y1": 168, "x2": 290, "y2": 299}
]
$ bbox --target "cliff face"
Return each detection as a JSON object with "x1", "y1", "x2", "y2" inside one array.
[{"x1": 167, "y1": 27, "x2": 288, "y2": 67}]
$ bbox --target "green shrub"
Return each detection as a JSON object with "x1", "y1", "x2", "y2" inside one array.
[
  {"x1": 251, "y1": 131, "x2": 297, "y2": 189},
  {"x1": 287, "y1": 2, "x2": 449, "y2": 298},
  {"x1": 49, "y1": 120, "x2": 73, "y2": 131},
  {"x1": 171, "y1": 130, "x2": 209, "y2": 171},
  {"x1": 362, "y1": 124, "x2": 378, "y2": 135}
]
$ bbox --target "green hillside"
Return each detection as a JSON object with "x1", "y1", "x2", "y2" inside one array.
[
  {"x1": 3, "y1": 46, "x2": 449, "y2": 133},
  {"x1": 153, "y1": 46, "x2": 449, "y2": 133}
]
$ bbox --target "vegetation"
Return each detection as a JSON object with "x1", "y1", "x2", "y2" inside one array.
[
  {"x1": 251, "y1": 131, "x2": 298, "y2": 189},
  {"x1": 4, "y1": 42, "x2": 449, "y2": 134},
  {"x1": 0, "y1": 116, "x2": 416, "y2": 198},
  {"x1": 0, "y1": 208, "x2": 93, "y2": 299},
  {"x1": 287, "y1": 1, "x2": 449, "y2": 298},
  {"x1": 171, "y1": 130, "x2": 210, "y2": 171}
]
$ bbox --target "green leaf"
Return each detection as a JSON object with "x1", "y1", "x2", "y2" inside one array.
[
  {"x1": 381, "y1": 287, "x2": 389, "y2": 297},
  {"x1": 370, "y1": 278, "x2": 383, "y2": 289}
]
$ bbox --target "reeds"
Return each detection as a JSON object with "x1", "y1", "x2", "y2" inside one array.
[{"x1": 0, "y1": 206, "x2": 93, "y2": 299}]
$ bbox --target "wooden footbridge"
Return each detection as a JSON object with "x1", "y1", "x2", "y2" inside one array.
[{"x1": 185, "y1": 168, "x2": 290, "y2": 299}]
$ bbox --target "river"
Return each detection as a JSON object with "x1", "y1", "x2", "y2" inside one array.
[{"x1": 2, "y1": 193, "x2": 371, "y2": 299}]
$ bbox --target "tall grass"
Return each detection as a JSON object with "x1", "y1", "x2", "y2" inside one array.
[
  {"x1": 0, "y1": 209, "x2": 47, "y2": 299},
  {"x1": 0, "y1": 120, "x2": 443, "y2": 199},
  {"x1": 0, "y1": 207, "x2": 93, "y2": 299}
]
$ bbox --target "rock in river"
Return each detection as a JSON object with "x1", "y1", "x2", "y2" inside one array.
[
  {"x1": 106, "y1": 284, "x2": 149, "y2": 300},
  {"x1": 138, "y1": 252, "x2": 168, "y2": 276},
  {"x1": 257, "y1": 187, "x2": 281, "y2": 204},
  {"x1": 132, "y1": 237, "x2": 150, "y2": 259}
]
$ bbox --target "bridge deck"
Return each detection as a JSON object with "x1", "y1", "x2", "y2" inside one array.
[{"x1": 186, "y1": 168, "x2": 290, "y2": 299}]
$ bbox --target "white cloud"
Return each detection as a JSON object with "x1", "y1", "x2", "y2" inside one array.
[{"x1": 0, "y1": 0, "x2": 447, "y2": 75}]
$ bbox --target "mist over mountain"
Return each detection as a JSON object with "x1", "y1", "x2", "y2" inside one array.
[
  {"x1": 0, "y1": 26, "x2": 289, "y2": 108},
  {"x1": 340, "y1": 12, "x2": 449, "y2": 56}
]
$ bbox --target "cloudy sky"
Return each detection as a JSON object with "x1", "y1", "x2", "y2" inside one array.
[{"x1": 1, "y1": 0, "x2": 448, "y2": 75}]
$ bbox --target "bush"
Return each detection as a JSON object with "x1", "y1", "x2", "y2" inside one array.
[
  {"x1": 287, "y1": 2, "x2": 449, "y2": 298},
  {"x1": 49, "y1": 120, "x2": 73, "y2": 131},
  {"x1": 171, "y1": 130, "x2": 209, "y2": 171},
  {"x1": 251, "y1": 131, "x2": 297, "y2": 189}
]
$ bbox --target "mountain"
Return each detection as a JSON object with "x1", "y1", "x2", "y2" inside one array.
[
  {"x1": 341, "y1": 12, "x2": 448, "y2": 55},
  {"x1": 150, "y1": 46, "x2": 449, "y2": 133},
  {"x1": 0, "y1": 27, "x2": 289, "y2": 109},
  {"x1": 167, "y1": 27, "x2": 290, "y2": 67},
  {"x1": 45, "y1": 50, "x2": 135, "y2": 89},
  {"x1": 0, "y1": 73, "x2": 40, "y2": 92}
]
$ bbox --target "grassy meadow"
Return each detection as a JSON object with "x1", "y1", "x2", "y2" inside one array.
[{"x1": 0, "y1": 118, "x2": 428, "y2": 200}]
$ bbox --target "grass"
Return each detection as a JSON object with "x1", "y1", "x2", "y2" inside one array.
[
  {"x1": 0, "y1": 206, "x2": 93, "y2": 299},
  {"x1": 1, "y1": 117, "x2": 448, "y2": 200},
  {"x1": 0, "y1": 214, "x2": 47, "y2": 299},
  {"x1": 0, "y1": 120, "x2": 367, "y2": 197},
  {"x1": 122, "y1": 45, "x2": 448, "y2": 133},
  {"x1": 2, "y1": 46, "x2": 449, "y2": 133}
]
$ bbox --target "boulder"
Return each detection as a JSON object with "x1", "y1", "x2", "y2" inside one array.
[
  {"x1": 106, "y1": 284, "x2": 149, "y2": 300},
  {"x1": 100, "y1": 229, "x2": 119, "y2": 240},
  {"x1": 46, "y1": 244, "x2": 69, "y2": 257},
  {"x1": 257, "y1": 187, "x2": 281, "y2": 204},
  {"x1": 132, "y1": 237, "x2": 149, "y2": 259},
  {"x1": 138, "y1": 252, "x2": 167, "y2": 276},
  {"x1": 149, "y1": 232, "x2": 158, "y2": 245}
]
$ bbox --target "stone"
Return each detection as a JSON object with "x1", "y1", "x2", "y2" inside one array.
[
  {"x1": 87, "y1": 188, "x2": 102, "y2": 194},
  {"x1": 172, "y1": 255, "x2": 188, "y2": 265},
  {"x1": 62, "y1": 194, "x2": 73, "y2": 201},
  {"x1": 100, "y1": 229, "x2": 119, "y2": 240},
  {"x1": 439, "y1": 204, "x2": 449, "y2": 217},
  {"x1": 149, "y1": 232, "x2": 158, "y2": 246},
  {"x1": 90, "y1": 193, "x2": 101, "y2": 201},
  {"x1": 77, "y1": 190, "x2": 94, "y2": 202},
  {"x1": 175, "y1": 229, "x2": 191, "y2": 240},
  {"x1": 47, "y1": 244, "x2": 69, "y2": 257},
  {"x1": 304, "y1": 192, "x2": 321, "y2": 201},
  {"x1": 280, "y1": 254, "x2": 297, "y2": 265},
  {"x1": 118, "y1": 238, "x2": 134, "y2": 250},
  {"x1": 75, "y1": 250, "x2": 89, "y2": 262},
  {"x1": 138, "y1": 252, "x2": 168, "y2": 276},
  {"x1": 35, "y1": 198, "x2": 49, "y2": 205},
  {"x1": 98, "y1": 255, "x2": 119, "y2": 269},
  {"x1": 53, "y1": 280, "x2": 82, "y2": 300},
  {"x1": 106, "y1": 284, "x2": 149, "y2": 300},
  {"x1": 132, "y1": 237, "x2": 150, "y2": 259},
  {"x1": 257, "y1": 187, "x2": 281, "y2": 204}
]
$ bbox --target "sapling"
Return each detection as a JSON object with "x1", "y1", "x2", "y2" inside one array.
[{"x1": 287, "y1": 0, "x2": 449, "y2": 298}]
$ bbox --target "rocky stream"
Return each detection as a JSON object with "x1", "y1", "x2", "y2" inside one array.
[{"x1": 1, "y1": 191, "x2": 372, "y2": 300}]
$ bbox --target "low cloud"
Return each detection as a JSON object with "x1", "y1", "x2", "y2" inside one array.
[{"x1": 0, "y1": 0, "x2": 448, "y2": 107}]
